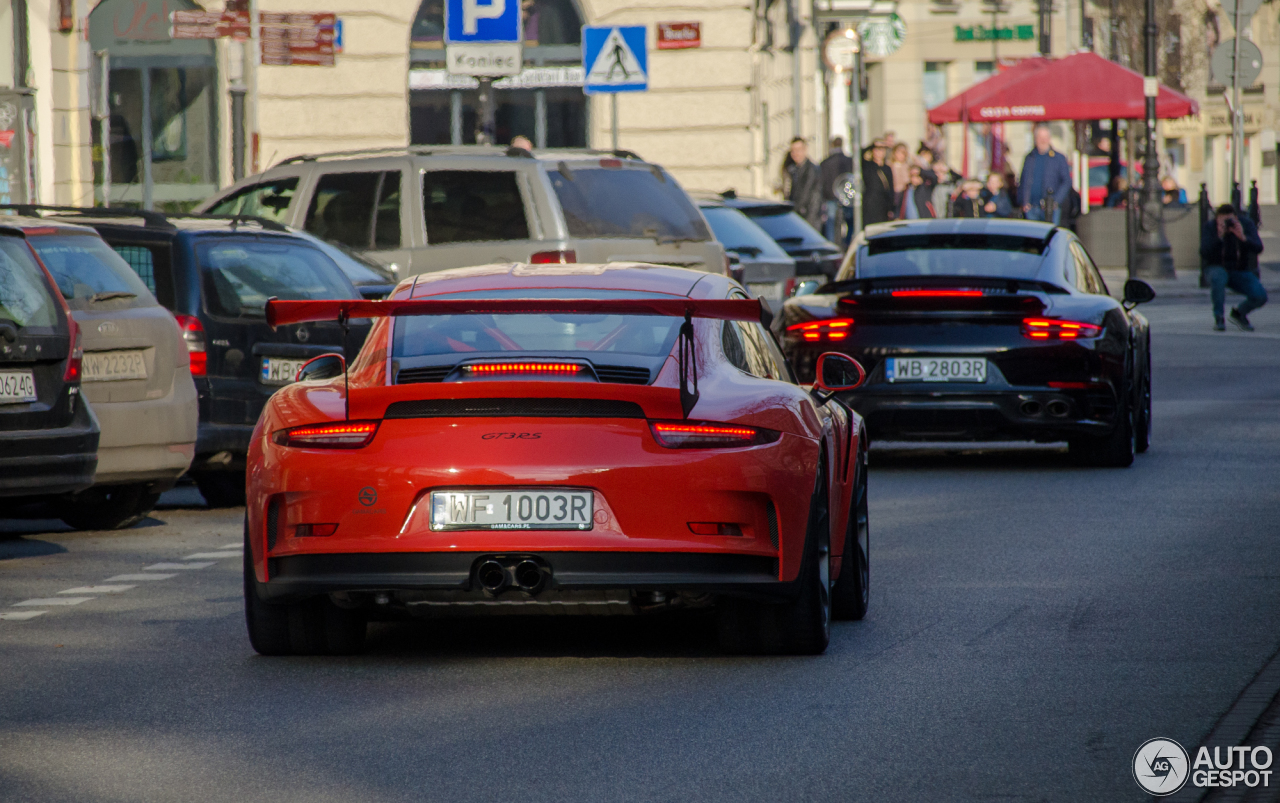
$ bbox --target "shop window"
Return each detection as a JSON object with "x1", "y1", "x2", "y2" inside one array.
[{"x1": 923, "y1": 62, "x2": 949, "y2": 109}]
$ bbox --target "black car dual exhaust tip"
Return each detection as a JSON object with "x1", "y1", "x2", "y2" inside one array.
[{"x1": 475, "y1": 558, "x2": 548, "y2": 597}]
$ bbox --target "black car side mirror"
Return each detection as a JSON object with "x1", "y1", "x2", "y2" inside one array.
[
  {"x1": 815, "y1": 352, "x2": 866, "y2": 392},
  {"x1": 296, "y1": 353, "x2": 345, "y2": 382},
  {"x1": 791, "y1": 279, "x2": 823, "y2": 298},
  {"x1": 1123, "y1": 279, "x2": 1156, "y2": 306}
]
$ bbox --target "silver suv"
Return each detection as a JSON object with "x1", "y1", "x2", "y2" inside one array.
[{"x1": 195, "y1": 147, "x2": 726, "y2": 279}]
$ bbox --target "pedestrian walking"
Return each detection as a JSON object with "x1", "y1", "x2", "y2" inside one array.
[
  {"x1": 951, "y1": 179, "x2": 984, "y2": 218},
  {"x1": 861, "y1": 139, "x2": 896, "y2": 226},
  {"x1": 980, "y1": 173, "x2": 1014, "y2": 217},
  {"x1": 1201, "y1": 204, "x2": 1267, "y2": 331},
  {"x1": 890, "y1": 143, "x2": 911, "y2": 212},
  {"x1": 1018, "y1": 123, "x2": 1072, "y2": 224},
  {"x1": 897, "y1": 165, "x2": 936, "y2": 219},
  {"x1": 1105, "y1": 176, "x2": 1128, "y2": 208},
  {"x1": 783, "y1": 137, "x2": 824, "y2": 231},
  {"x1": 930, "y1": 160, "x2": 960, "y2": 219},
  {"x1": 819, "y1": 136, "x2": 854, "y2": 243}
]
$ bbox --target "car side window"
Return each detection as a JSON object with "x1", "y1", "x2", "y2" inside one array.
[
  {"x1": 1069, "y1": 242, "x2": 1101, "y2": 294},
  {"x1": 736, "y1": 322, "x2": 785, "y2": 380},
  {"x1": 1076, "y1": 242, "x2": 1109, "y2": 296},
  {"x1": 305, "y1": 171, "x2": 402, "y2": 251},
  {"x1": 722, "y1": 320, "x2": 749, "y2": 373},
  {"x1": 206, "y1": 177, "x2": 298, "y2": 223},
  {"x1": 423, "y1": 170, "x2": 530, "y2": 244},
  {"x1": 109, "y1": 242, "x2": 175, "y2": 309}
]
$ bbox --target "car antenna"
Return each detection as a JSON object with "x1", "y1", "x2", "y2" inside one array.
[
  {"x1": 338, "y1": 308, "x2": 351, "y2": 421},
  {"x1": 677, "y1": 310, "x2": 699, "y2": 419}
]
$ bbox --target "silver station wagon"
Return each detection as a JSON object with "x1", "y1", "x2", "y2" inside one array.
[{"x1": 196, "y1": 146, "x2": 727, "y2": 279}]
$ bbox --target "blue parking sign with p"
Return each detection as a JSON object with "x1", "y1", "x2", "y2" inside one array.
[{"x1": 445, "y1": 0, "x2": 521, "y2": 43}]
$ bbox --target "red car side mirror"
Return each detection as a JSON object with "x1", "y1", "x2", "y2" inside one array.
[{"x1": 815, "y1": 352, "x2": 866, "y2": 391}]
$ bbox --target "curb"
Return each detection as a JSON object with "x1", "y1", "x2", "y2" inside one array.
[{"x1": 1163, "y1": 643, "x2": 1280, "y2": 802}]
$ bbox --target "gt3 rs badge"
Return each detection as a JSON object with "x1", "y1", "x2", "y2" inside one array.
[{"x1": 481, "y1": 432, "x2": 542, "y2": 440}]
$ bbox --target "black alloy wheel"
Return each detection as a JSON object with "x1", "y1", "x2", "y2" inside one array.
[
  {"x1": 59, "y1": 484, "x2": 161, "y2": 531},
  {"x1": 1069, "y1": 391, "x2": 1135, "y2": 468},
  {"x1": 717, "y1": 458, "x2": 832, "y2": 655},
  {"x1": 243, "y1": 517, "x2": 367, "y2": 656},
  {"x1": 832, "y1": 444, "x2": 869, "y2": 621}
]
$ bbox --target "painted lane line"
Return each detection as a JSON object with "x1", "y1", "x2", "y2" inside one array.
[
  {"x1": 217, "y1": 543, "x2": 243, "y2": 549},
  {"x1": 184, "y1": 552, "x2": 242, "y2": 560},
  {"x1": 106, "y1": 574, "x2": 177, "y2": 582},
  {"x1": 58, "y1": 585, "x2": 136, "y2": 594},
  {"x1": 144, "y1": 562, "x2": 216, "y2": 570},
  {"x1": 15, "y1": 598, "x2": 93, "y2": 607},
  {"x1": 0, "y1": 611, "x2": 47, "y2": 621}
]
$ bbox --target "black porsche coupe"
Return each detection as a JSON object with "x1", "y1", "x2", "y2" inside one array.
[{"x1": 779, "y1": 219, "x2": 1155, "y2": 467}]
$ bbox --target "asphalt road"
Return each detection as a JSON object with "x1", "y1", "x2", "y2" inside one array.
[{"x1": 2, "y1": 293, "x2": 1278, "y2": 803}]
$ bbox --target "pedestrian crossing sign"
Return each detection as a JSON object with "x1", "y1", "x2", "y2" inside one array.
[{"x1": 582, "y1": 26, "x2": 648, "y2": 94}]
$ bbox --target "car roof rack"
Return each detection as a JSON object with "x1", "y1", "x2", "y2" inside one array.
[
  {"x1": 0, "y1": 204, "x2": 291, "y2": 233},
  {"x1": 270, "y1": 145, "x2": 647, "y2": 169}
]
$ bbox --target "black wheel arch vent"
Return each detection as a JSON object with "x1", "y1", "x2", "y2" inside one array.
[{"x1": 384, "y1": 398, "x2": 646, "y2": 419}]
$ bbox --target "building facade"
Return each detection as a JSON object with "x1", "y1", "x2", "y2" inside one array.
[{"x1": 1, "y1": 0, "x2": 1275, "y2": 209}]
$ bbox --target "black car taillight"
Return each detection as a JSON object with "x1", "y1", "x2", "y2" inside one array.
[
  {"x1": 786, "y1": 317, "x2": 854, "y2": 342},
  {"x1": 174, "y1": 314, "x2": 207, "y2": 376},
  {"x1": 649, "y1": 421, "x2": 780, "y2": 449},
  {"x1": 1021, "y1": 318, "x2": 1102, "y2": 340},
  {"x1": 272, "y1": 420, "x2": 380, "y2": 449}
]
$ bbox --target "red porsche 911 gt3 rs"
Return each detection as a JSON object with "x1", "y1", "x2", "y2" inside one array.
[{"x1": 244, "y1": 263, "x2": 869, "y2": 655}]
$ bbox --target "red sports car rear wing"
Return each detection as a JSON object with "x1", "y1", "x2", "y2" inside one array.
[{"x1": 265, "y1": 297, "x2": 767, "y2": 328}]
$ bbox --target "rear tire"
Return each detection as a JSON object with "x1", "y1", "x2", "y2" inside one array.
[
  {"x1": 831, "y1": 447, "x2": 869, "y2": 621},
  {"x1": 195, "y1": 471, "x2": 246, "y2": 508},
  {"x1": 243, "y1": 518, "x2": 367, "y2": 656},
  {"x1": 1134, "y1": 346, "x2": 1152, "y2": 454},
  {"x1": 1069, "y1": 394, "x2": 1135, "y2": 468},
  {"x1": 59, "y1": 484, "x2": 161, "y2": 530},
  {"x1": 717, "y1": 460, "x2": 831, "y2": 655}
]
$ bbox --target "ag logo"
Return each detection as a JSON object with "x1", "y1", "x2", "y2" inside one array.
[
  {"x1": 1133, "y1": 738, "x2": 1189, "y2": 796},
  {"x1": 358, "y1": 487, "x2": 378, "y2": 507},
  {"x1": 295, "y1": 326, "x2": 310, "y2": 343},
  {"x1": 97, "y1": 321, "x2": 118, "y2": 335}
]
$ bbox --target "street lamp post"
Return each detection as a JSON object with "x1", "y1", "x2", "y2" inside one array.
[{"x1": 1131, "y1": 0, "x2": 1175, "y2": 278}]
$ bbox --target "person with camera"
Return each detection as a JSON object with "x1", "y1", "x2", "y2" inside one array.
[{"x1": 1201, "y1": 204, "x2": 1267, "y2": 331}]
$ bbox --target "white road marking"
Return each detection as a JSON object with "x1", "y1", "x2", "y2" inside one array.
[
  {"x1": 184, "y1": 551, "x2": 242, "y2": 560},
  {"x1": 105, "y1": 574, "x2": 176, "y2": 582},
  {"x1": 143, "y1": 562, "x2": 215, "y2": 570},
  {"x1": 217, "y1": 542, "x2": 243, "y2": 549},
  {"x1": 15, "y1": 598, "x2": 92, "y2": 606},
  {"x1": 58, "y1": 585, "x2": 136, "y2": 594},
  {"x1": 0, "y1": 611, "x2": 47, "y2": 621}
]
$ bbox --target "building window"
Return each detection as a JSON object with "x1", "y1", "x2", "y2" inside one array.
[{"x1": 923, "y1": 62, "x2": 949, "y2": 109}]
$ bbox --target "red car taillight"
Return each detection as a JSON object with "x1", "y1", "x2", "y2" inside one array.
[
  {"x1": 1021, "y1": 318, "x2": 1102, "y2": 340},
  {"x1": 174, "y1": 314, "x2": 207, "y2": 376},
  {"x1": 272, "y1": 421, "x2": 380, "y2": 449},
  {"x1": 465, "y1": 362, "x2": 582, "y2": 376},
  {"x1": 63, "y1": 316, "x2": 82, "y2": 383},
  {"x1": 529, "y1": 249, "x2": 576, "y2": 264},
  {"x1": 786, "y1": 318, "x2": 854, "y2": 342},
  {"x1": 649, "y1": 421, "x2": 780, "y2": 449}
]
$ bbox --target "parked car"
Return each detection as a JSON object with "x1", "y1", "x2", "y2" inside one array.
[
  {"x1": 714, "y1": 191, "x2": 843, "y2": 281},
  {"x1": 695, "y1": 197, "x2": 796, "y2": 308},
  {"x1": 21, "y1": 220, "x2": 198, "y2": 529},
  {"x1": 8, "y1": 208, "x2": 370, "y2": 507},
  {"x1": 1087, "y1": 157, "x2": 1141, "y2": 208},
  {"x1": 0, "y1": 218, "x2": 99, "y2": 503},
  {"x1": 194, "y1": 146, "x2": 726, "y2": 278}
]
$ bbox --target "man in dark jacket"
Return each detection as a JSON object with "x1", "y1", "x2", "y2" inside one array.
[
  {"x1": 785, "y1": 137, "x2": 824, "y2": 231},
  {"x1": 819, "y1": 136, "x2": 854, "y2": 243},
  {"x1": 1018, "y1": 124, "x2": 1072, "y2": 224},
  {"x1": 861, "y1": 140, "x2": 896, "y2": 226},
  {"x1": 1202, "y1": 204, "x2": 1267, "y2": 331},
  {"x1": 897, "y1": 165, "x2": 936, "y2": 219}
]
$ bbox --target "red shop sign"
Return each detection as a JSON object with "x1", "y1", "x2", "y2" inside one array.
[{"x1": 657, "y1": 21, "x2": 700, "y2": 50}]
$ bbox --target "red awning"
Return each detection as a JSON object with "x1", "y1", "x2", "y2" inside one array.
[{"x1": 927, "y1": 52, "x2": 1198, "y2": 124}]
